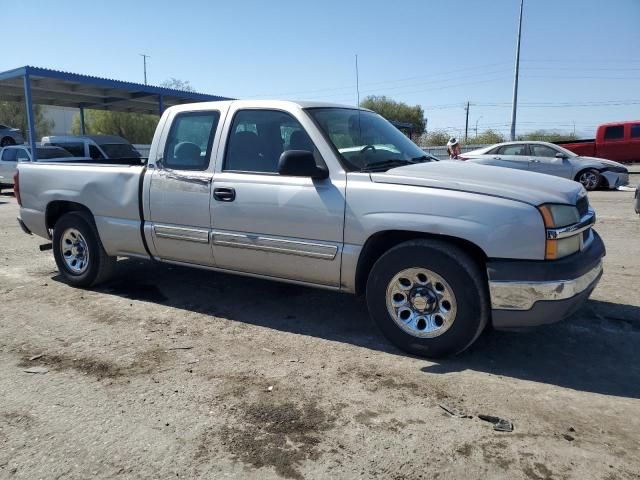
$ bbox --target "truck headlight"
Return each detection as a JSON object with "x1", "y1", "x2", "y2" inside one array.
[{"x1": 538, "y1": 204, "x2": 582, "y2": 260}]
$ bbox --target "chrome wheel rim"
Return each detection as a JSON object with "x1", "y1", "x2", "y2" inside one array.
[
  {"x1": 385, "y1": 268, "x2": 457, "y2": 338},
  {"x1": 579, "y1": 171, "x2": 598, "y2": 189},
  {"x1": 60, "y1": 228, "x2": 90, "y2": 274}
]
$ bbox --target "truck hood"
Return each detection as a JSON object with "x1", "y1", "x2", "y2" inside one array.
[{"x1": 370, "y1": 161, "x2": 585, "y2": 206}]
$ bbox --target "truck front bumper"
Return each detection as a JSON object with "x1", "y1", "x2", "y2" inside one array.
[{"x1": 487, "y1": 230, "x2": 605, "y2": 329}]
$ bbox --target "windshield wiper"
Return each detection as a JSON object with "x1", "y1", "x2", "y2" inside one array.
[
  {"x1": 360, "y1": 159, "x2": 415, "y2": 172},
  {"x1": 410, "y1": 154, "x2": 433, "y2": 162}
]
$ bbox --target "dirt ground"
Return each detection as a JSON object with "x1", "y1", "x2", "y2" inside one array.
[{"x1": 1, "y1": 187, "x2": 639, "y2": 480}]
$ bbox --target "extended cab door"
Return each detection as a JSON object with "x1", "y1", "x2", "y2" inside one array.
[
  {"x1": 598, "y1": 124, "x2": 628, "y2": 161},
  {"x1": 210, "y1": 106, "x2": 346, "y2": 287},
  {"x1": 147, "y1": 107, "x2": 227, "y2": 265}
]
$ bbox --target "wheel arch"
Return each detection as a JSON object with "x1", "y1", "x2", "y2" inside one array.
[
  {"x1": 354, "y1": 230, "x2": 488, "y2": 296},
  {"x1": 45, "y1": 200, "x2": 95, "y2": 234}
]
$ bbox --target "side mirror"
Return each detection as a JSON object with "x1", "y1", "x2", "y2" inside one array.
[
  {"x1": 555, "y1": 152, "x2": 568, "y2": 159},
  {"x1": 278, "y1": 150, "x2": 328, "y2": 179}
]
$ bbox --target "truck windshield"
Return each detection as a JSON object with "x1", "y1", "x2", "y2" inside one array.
[{"x1": 306, "y1": 108, "x2": 431, "y2": 172}]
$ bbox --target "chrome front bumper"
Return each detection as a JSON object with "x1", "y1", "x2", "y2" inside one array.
[{"x1": 489, "y1": 261, "x2": 603, "y2": 311}]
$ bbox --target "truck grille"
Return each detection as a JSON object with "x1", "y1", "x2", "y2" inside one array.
[{"x1": 577, "y1": 196, "x2": 589, "y2": 217}]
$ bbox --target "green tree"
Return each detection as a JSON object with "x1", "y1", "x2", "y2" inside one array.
[
  {"x1": 161, "y1": 78, "x2": 195, "y2": 92},
  {"x1": 71, "y1": 110, "x2": 159, "y2": 144},
  {"x1": 0, "y1": 101, "x2": 54, "y2": 141},
  {"x1": 360, "y1": 95, "x2": 426, "y2": 135},
  {"x1": 517, "y1": 130, "x2": 578, "y2": 142},
  {"x1": 466, "y1": 129, "x2": 506, "y2": 145},
  {"x1": 418, "y1": 130, "x2": 450, "y2": 146}
]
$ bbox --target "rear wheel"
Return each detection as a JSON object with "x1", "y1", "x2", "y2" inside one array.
[
  {"x1": 576, "y1": 169, "x2": 602, "y2": 191},
  {"x1": 0, "y1": 137, "x2": 15, "y2": 147},
  {"x1": 366, "y1": 239, "x2": 489, "y2": 358},
  {"x1": 52, "y1": 212, "x2": 116, "y2": 287}
]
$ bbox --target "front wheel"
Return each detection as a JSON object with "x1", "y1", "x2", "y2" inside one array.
[
  {"x1": 52, "y1": 212, "x2": 116, "y2": 287},
  {"x1": 576, "y1": 169, "x2": 602, "y2": 191},
  {"x1": 366, "y1": 239, "x2": 489, "y2": 357}
]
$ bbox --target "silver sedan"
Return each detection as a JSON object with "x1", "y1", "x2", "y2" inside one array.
[{"x1": 461, "y1": 141, "x2": 629, "y2": 190}]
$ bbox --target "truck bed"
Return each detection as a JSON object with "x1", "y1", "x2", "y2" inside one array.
[{"x1": 18, "y1": 162, "x2": 149, "y2": 258}]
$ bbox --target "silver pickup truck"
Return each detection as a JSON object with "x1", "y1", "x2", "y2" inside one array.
[{"x1": 15, "y1": 100, "x2": 605, "y2": 357}]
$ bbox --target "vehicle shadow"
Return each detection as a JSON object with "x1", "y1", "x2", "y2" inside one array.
[
  {"x1": 60, "y1": 258, "x2": 640, "y2": 399},
  {"x1": 424, "y1": 299, "x2": 640, "y2": 399}
]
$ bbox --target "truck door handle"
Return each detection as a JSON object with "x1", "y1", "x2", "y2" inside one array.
[
  {"x1": 529, "y1": 159, "x2": 541, "y2": 163},
  {"x1": 492, "y1": 156, "x2": 501, "y2": 160},
  {"x1": 213, "y1": 187, "x2": 236, "y2": 202}
]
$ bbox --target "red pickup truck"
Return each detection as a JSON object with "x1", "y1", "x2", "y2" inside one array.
[{"x1": 557, "y1": 121, "x2": 640, "y2": 163}]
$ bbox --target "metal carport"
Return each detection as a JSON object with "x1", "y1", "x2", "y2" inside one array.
[{"x1": 0, "y1": 66, "x2": 230, "y2": 160}]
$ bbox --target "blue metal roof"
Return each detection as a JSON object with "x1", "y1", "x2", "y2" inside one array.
[{"x1": 0, "y1": 65, "x2": 231, "y2": 114}]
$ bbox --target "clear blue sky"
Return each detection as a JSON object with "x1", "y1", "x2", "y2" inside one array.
[{"x1": 3, "y1": 0, "x2": 639, "y2": 138}]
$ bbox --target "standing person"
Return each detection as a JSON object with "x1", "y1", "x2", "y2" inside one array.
[{"x1": 447, "y1": 137, "x2": 461, "y2": 159}]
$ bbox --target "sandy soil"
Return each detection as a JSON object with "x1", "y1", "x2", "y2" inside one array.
[{"x1": 1, "y1": 188, "x2": 639, "y2": 479}]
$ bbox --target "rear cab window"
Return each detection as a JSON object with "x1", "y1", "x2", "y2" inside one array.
[
  {"x1": 603, "y1": 125, "x2": 624, "y2": 141},
  {"x1": 163, "y1": 111, "x2": 220, "y2": 170}
]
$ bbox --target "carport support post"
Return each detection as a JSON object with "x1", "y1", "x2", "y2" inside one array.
[
  {"x1": 23, "y1": 72, "x2": 37, "y2": 161},
  {"x1": 79, "y1": 106, "x2": 86, "y2": 135}
]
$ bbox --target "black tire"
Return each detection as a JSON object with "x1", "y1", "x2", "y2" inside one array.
[
  {"x1": 52, "y1": 211, "x2": 116, "y2": 287},
  {"x1": 575, "y1": 169, "x2": 602, "y2": 191},
  {"x1": 366, "y1": 239, "x2": 489, "y2": 358},
  {"x1": 1, "y1": 137, "x2": 15, "y2": 147}
]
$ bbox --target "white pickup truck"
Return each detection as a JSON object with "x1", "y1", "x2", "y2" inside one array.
[{"x1": 15, "y1": 100, "x2": 605, "y2": 357}]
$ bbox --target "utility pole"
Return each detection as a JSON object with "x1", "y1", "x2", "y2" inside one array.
[
  {"x1": 355, "y1": 54, "x2": 360, "y2": 107},
  {"x1": 475, "y1": 116, "x2": 483, "y2": 137},
  {"x1": 139, "y1": 53, "x2": 150, "y2": 85},
  {"x1": 510, "y1": 0, "x2": 524, "y2": 141},
  {"x1": 464, "y1": 101, "x2": 470, "y2": 142}
]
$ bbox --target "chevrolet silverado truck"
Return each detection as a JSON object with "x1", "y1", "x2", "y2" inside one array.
[{"x1": 15, "y1": 100, "x2": 605, "y2": 357}]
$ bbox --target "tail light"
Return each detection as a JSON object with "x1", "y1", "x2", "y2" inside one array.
[{"x1": 13, "y1": 170, "x2": 21, "y2": 206}]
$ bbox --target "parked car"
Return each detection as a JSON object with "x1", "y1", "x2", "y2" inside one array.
[
  {"x1": 0, "y1": 145, "x2": 73, "y2": 191},
  {"x1": 557, "y1": 121, "x2": 640, "y2": 163},
  {"x1": 41, "y1": 135, "x2": 141, "y2": 160},
  {"x1": 15, "y1": 100, "x2": 604, "y2": 357},
  {"x1": 460, "y1": 141, "x2": 629, "y2": 190},
  {"x1": 0, "y1": 124, "x2": 25, "y2": 147}
]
